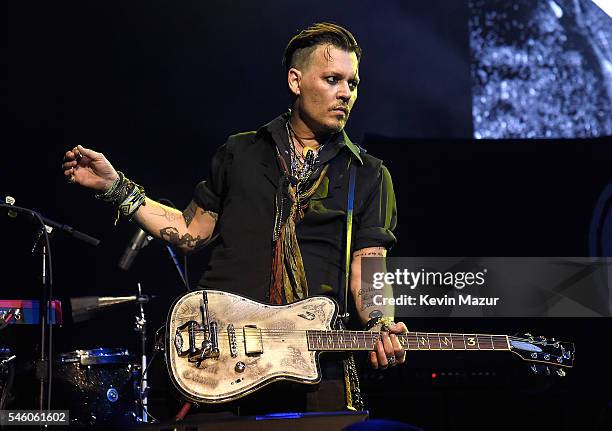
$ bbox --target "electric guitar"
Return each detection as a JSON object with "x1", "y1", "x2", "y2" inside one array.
[{"x1": 165, "y1": 290, "x2": 574, "y2": 404}]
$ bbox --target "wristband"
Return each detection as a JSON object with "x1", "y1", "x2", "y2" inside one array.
[{"x1": 94, "y1": 171, "x2": 146, "y2": 224}]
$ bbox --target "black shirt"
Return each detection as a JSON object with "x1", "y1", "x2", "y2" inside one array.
[{"x1": 194, "y1": 113, "x2": 397, "y2": 304}]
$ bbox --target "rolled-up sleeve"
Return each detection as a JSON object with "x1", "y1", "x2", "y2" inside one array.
[
  {"x1": 193, "y1": 143, "x2": 231, "y2": 214},
  {"x1": 353, "y1": 165, "x2": 397, "y2": 251}
]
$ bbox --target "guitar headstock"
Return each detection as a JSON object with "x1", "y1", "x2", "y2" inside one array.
[{"x1": 508, "y1": 333, "x2": 574, "y2": 377}]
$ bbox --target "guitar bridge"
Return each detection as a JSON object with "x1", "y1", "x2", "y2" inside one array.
[{"x1": 175, "y1": 320, "x2": 199, "y2": 357}]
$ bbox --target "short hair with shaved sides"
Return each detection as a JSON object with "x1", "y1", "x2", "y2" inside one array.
[{"x1": 283, "y1": 22, "x2": 362, "y2": 73}]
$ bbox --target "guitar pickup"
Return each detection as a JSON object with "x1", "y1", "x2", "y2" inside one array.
[
  {"x1": 228, "y1": 324, "x2": 238, "y2": 358},
  {"x1": 243, "y1": 325, "x2": 263, "y2": 355}
]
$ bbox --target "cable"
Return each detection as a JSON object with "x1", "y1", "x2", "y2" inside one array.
[{"x1": 157, "y1": 198, "x2": 190, "y2": 291}]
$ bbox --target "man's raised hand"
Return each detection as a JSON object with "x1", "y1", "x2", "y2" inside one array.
[{"x1": 62, "y1": 145, "x2": 119, "y2": 192}]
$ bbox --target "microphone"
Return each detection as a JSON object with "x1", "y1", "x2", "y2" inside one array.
[
  {"x1": 4, "y1": 196, "x2": 37, "y2": 225},
  {"x1": 118, "y1": 228, "x2": 152, "y2": 271}
]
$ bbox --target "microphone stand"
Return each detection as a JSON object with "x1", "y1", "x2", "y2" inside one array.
[
  {"x1": 37, "y1": 242, "x2": 48, "y2": 412},
  {"x1": 134, "y1": 283, "x2": 150, "y2": 423},
  {"x1": 0, "y1": 203, "x2": 100, "y2": 411}
]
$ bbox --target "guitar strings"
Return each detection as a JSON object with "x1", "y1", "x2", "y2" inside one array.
[
  {"x1": 172, "y1": 326, "x2": 562, "y2": 355},
  {"x1": 181, "y1": 327, "x2": 512, "y2": 341},
  {"x1": 178, "y1": 335, "x2": 509, "y2": 352},
  {"x1": 177, "y1": 328, "x2": 511, "y2": 342},
  {"x1": 173, "y1": 326, "x2": 556, "y2": 345},
  {"x1": 182, "y1": 333, "x2": 511, "y2": 349}
]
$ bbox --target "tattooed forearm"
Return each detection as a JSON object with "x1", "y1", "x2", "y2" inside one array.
[
  {"x1": 160, "y1": 227, "x2": 210, "y2": 252},
  {"x1": 358, "y1": 285, "x2": 378, "y2": 311},
  {"x1": 353, "y1": 247, "x2": 386, "y2": 258},
  {"x1": 151, "y1": 206, "x2": 181, "y2": 223},
  {"x1": 351, "y1": 247, "x2": 394, "y2": 325},
  {"x1": 182, "y1": 201, "x2": 218, "y2": 227}
]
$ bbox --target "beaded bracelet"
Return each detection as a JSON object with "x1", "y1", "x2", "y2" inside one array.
[
  {"x1": 364, "y1": 315, "x2": 395, "y2": 331},
  {"x1": 94, "y1": 171, "x2": 146, "y2": 224}
]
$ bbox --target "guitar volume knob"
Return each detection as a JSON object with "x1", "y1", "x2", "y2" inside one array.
[{"x1": 235, "y1": 361, "x2": 246, "y2": 373}]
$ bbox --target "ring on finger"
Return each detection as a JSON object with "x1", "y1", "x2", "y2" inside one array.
[{"x1": 387, "y1": 356, "x2": 396, "y2": 366}]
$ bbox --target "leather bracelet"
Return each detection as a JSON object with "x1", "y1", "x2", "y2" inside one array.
[{"x1": 92, "y1": 171, "x2": 146, "y2": 224}]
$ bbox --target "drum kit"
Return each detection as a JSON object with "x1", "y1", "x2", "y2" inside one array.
[
  {"x1": 0, "y1": 198, "x2": 173, "y2": 427},
  {"x1": 1, "y1": 293, "x2": 156, "y2": 427}
]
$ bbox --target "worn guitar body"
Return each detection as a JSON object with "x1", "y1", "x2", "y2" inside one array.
[{"x1": 165, "y1": 290, "x2": 337, "y2": 404}]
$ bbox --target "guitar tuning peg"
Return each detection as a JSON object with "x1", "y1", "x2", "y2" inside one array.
[
  {"x1": 545, "y1": 366, "x2": 550, "y2": 376},
  {"x1": 530, "y1": 364, "x2": 538, "y2": 374},
  {"x1": 556, "y1": 369, "x2": 566, "y2": 377}
]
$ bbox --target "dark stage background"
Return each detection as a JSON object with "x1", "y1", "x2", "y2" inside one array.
[{"x1": 2, "y1": 1, "x2": 611, "y2": 430}]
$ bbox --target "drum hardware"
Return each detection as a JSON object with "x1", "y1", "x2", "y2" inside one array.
[
  {"x1": 0, "y1": 355, "x2": 16, "y2": 368},
  {"x1": 134, "y1": 282, "x2": 153, "y2": 423},
  {"x1": 70, "y1": 293, "x2": 155, "y2": 323}
]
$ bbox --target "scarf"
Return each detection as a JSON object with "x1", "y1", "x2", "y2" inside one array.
[{"x1": 269, "y1": 149, "x2": 329, "y2": 304}]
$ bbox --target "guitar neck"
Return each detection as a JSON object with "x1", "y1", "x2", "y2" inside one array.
[{"x1": 306, "y1": 330, "x2": 510, "y2": 352}]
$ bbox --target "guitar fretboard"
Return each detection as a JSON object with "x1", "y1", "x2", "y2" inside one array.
[{"x1": 306, "y1": 331, "x2": 510, "y2": 352}]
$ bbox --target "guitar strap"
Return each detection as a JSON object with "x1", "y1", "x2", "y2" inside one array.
[
  {"x1": 340, "y1": 158, "x2": 364, "y2": 411},
  {"x1": 341, "y1": 160, "x2": 357, "y2": 322}
]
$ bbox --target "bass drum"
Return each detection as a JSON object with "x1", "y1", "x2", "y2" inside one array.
[{"x1": 54, "y1": 347, "x2": 140, "y2": 427}]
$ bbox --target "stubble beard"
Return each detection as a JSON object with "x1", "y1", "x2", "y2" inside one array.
[{"x1": 294, "y1": 101, "x2": 349, "y2": 137}]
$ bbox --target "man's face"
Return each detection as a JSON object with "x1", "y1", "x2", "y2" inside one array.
[{"x1": 292, "y1": 44, "x2": 360, "y2": 134}]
